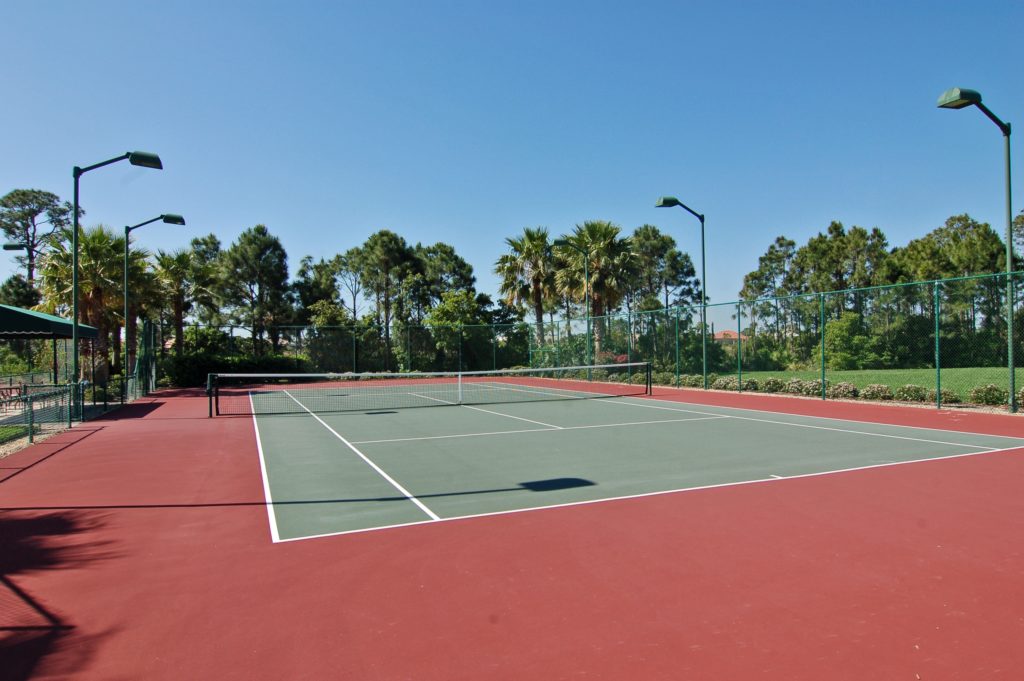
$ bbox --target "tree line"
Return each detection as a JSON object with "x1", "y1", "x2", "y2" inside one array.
[{"x1": 2, "y1": 186, "x2": 1022, "y2": 382}]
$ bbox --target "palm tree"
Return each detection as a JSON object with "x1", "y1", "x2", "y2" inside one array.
[
  {"x1": 154, "y1": 249, "x2": 194, "y2": 358},
  {"x1": 38, "y1": 224, "x2": 125, "y2": 381},
  {"x1": 554, "y1": 221, "x2": 634, "y2": 355},
  {"x1": 494, "y1": 227, "x2": 555, "y2": 345}
]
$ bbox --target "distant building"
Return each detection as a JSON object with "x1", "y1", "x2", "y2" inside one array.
[{"x1": 713, "y1": 329, "x2": 748, "y2": 344}]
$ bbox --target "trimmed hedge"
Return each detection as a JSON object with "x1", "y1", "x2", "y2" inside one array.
[
  {"x1": 861, "y1": 384, "x2": 894, "y2": 401},
  {"x1": 160, "y1": 352, "x2": 310, "y2": 387}
]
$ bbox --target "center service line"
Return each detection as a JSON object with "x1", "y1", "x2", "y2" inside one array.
[{"x1": 282, "y1": 390, "x2": 440, "y2": 521}]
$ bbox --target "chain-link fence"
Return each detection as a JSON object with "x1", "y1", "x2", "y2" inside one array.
[{"x1": 152, "y1": 271, "x2": 1022, "y2": 412}]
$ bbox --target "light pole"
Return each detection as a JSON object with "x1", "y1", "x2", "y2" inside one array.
[
  {"x1": 124, "y1": 214, "x2": 185, "y2": 398},
  {"x1": 656, "y1": 196, "x2": 708, "y2": 389},
  {"x1": 72, "y1": 151, "x2": 162, "y2": 411},
  {"x1": 554, "y1": 238, "x2": 591, "y2": 368},
  {"x1": 937, "y1": 88, "x2": 1016, "y2": 412}
]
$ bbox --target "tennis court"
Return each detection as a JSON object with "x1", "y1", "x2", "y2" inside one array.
[{"x1": 212, "y1": 365, "x2": 1024, "y2": 542}]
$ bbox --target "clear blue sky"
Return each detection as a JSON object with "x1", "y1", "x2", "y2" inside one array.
[{"x1": 2, "y1": 1, "x2": 1021, "y2": 311}]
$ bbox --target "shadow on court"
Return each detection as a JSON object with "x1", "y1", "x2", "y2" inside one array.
[
  {"x1": 0, "y1": 512, "x2": 115, "y2": 681},
  {"x1": 0, "y1": 478, "x2": 596, "y2": 513}
]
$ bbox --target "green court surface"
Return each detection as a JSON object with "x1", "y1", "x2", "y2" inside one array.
[{"x1": 250, "y1": 392, "x2": 1024, "y2": 542}]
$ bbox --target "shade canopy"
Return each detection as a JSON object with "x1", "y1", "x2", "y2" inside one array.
[{"x1": 0, "y1": 304, "x2": 98, "y2": 340}]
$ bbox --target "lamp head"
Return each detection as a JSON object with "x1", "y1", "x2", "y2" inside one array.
[
  {"x1": 655, "y1": 196, "x2": 682, "y2": 208},
  {"x1": 161, "y1": 214, "x2": 186, "y2": 225},
  {"x1": 128, "y1": 151, "x2": 163, "y2": 170},
  {"x1": 937, "y1": 87, "x2": 982, "y2": 110}
]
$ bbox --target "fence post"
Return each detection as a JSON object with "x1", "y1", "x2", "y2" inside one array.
[
  {"x1": 819, "y1": 293, "x2": 826, "y2": 400},
  {"x1": 1010, "y1": 274, "x2": 1018, "y2": 413},
  {"x1": 458, "y1": 327, "x2": 463, "y2": 372},
  {"x1": 935, "y1": 281, "x2": 942, "y2": 409},
  {"x1": 674, "y1": 307, "x2": 680, "y2": 388},
  {"x1": 492, "y1": 324, "x2": 497, "y2": 370},
  {"x1": 737, "y1": 302, "x2": 743, "y2": 391},
  {"x1": 27, "y1": 393, "x2": 34, "y2": 444}
]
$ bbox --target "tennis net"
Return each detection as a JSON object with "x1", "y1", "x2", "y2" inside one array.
[{"x1": 208, "y1": 362, "x2": 652, "y2": 416}]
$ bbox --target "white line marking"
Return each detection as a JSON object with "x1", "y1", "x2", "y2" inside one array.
[
  {"x1": 636, "y1": 393, "x2": 1024, "y2": 442},
  {"x1": 599, "y1": 398, "x2": 1003, "y2": 450},
  {"x1": 282, "y1": 390, "x2": 440, "y2": 521},
  {"x1": 250, "y1": 392, "x2": 282, "y2": 543},
  {"x1": 275, "y1": 443, "x2": 1024, "y2": 542},
  {"x1": 352, "y1": 415, "x2": 729, "y2": 445},
  {"x1": 410, "y1": 390, "x2": 565, "y2": 429},
  {"x1": 769, "y1": 474, "x2": 784, "y2": 479}
]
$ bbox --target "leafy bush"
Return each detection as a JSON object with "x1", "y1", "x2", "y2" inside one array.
[
  {"x1": 927, "y1": 388, "x2": 961, "y2": 404},
  {"x1": 799, "y1": 379, "x2": 827, "y2": 397},
  {"x1": 652, "y1": 371, "x2": 676, "y2": 386},
  {"x1": 678, "y1": 374, "x2": 706, "y2": 388},
  {"x1": 861, "y1": 384, "x2": 894, "y2": 401},
  {"x1": 784, "y1": 378, "x2": 805, "y2": 394},
  {"x1": 826, "y1": 382, "x2": 859, "y2": 399},
  {"x1": 1019, "y1": 388, "x2": 1024, "y2": 407},
  {"x1": 160, "y1": 352, "x2": 310, "y2": 387},
  {"x1": 630, "y1": 372, "x2": 648, "y2": 385},
  {"x1": 712, "y1": 376, "x2": 739, "y2": 391},
  {"x1": 740, "y1": 378, "x2": 759, "y2": 392},
  {"x1": 894, "y1": 384, "x2": 928, "y2": 402},
  {"x1": 760, "y1": 377, "x2": 786, "y2": 393},
  {"x1": 589, "y1": 368, "x2": 608, "y2": 381},
  {"x1": 969, "y1": 384, "x2": 1008, "y2": 406}
]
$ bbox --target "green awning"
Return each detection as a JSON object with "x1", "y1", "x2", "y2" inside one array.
[{"x1": 0, "y1": 304, "x2": 99, "y2": 340}]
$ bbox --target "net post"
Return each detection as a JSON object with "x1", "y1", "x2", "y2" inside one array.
[
  {"x1": 646, "y1": 362, "x2": 652, "y2": 395},
  {"x1": 457, "y1": 371, "x2": 463, "y2": 404},
  {"x1": 206, "y1": 373, "x2": 215, "y2": 417}
]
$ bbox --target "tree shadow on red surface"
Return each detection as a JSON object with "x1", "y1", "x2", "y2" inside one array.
[{"x1": 0, "y1": 512, "x2": 115, "y2": 681}]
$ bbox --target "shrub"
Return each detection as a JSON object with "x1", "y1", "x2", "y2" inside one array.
[
  {"x1": 861, "y1": 384, "x2": 894, "y2": 401},
  {"x1": 799, "y1": 379, "x2": 827, "y2": 397},
  {"x1": 589, "y1": 368, "x2": 608, "y2": 381},
  {"x1": 760, "y1": 377, "x2": 786, "y2": 393},
  {"x1": 652, "y1": 371, "x2": 676, "y2": 386},
  {"x1": 784, "y1": 378, "x2": 805, "y2": 394},
  {"x1": 740, "y1": 378, "x2": 759, "y2": 392},
  {"x1": 826, "y1": 382, "x2": 859, "y2": 399},
  {"x1": 894, "y1": 384, "x2": 928, "y2": 402},
  {"x1": 712, "y1": 376, "x2": 739, "y2": 391},
  {"x1": 969, "y1": 384, "x2": 1009, "y2": 406},
  {"x1": 1019, "y1": 388, "x2": 1024, "y2": 407},
  {"x1": 927, "y1": 388, "x2": 961, "y2": 404},
  {"x1": 630, "y1": 372, "x2": 648, "y2": 385},
  {"x1": 705, "y1": 373, "x2": 720, "y2": 387},
  {"x1": 160, "y1": 352, "x2": 310, "y2": 388}
]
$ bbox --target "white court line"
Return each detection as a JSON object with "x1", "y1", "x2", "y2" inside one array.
[
  {"x1": 250, "y1": 393, "x2": 282, "y2": 543},
  {"x1": 634, "y1": 392, "x2": 1024, "y2": 441},
  {"x1": 282, "y1": 390, "x2": 440, "y2": 521},
  {"x1": 597, "y1": 398, "x2": 1005, "y2": 451},
  {"x1": 274, "y1": 443, "x2": 1024, "y2": 542},
  {"x1": 410, "y1": 391, "x2": 564, "y2": 429},
  {"x1": 352, "y1": 415, "x2": 729, "y2": 445}
]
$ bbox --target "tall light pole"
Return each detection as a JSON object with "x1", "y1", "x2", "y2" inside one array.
[
  {"x1": 656, "y1": 196, "x2": 708, "y2": 389},
  {"x1": 124, "y1": 214, "x2": 185, "y2": 398},
  {"x1": 937, "y1": 88, "x2": 1016, "y2": 412},
  {"x1": 72, "y1": 151, "x2": 162, "y2": 414},
  {"x1": 554, "y1": 238, "x2": 591, "y2": 368}
]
